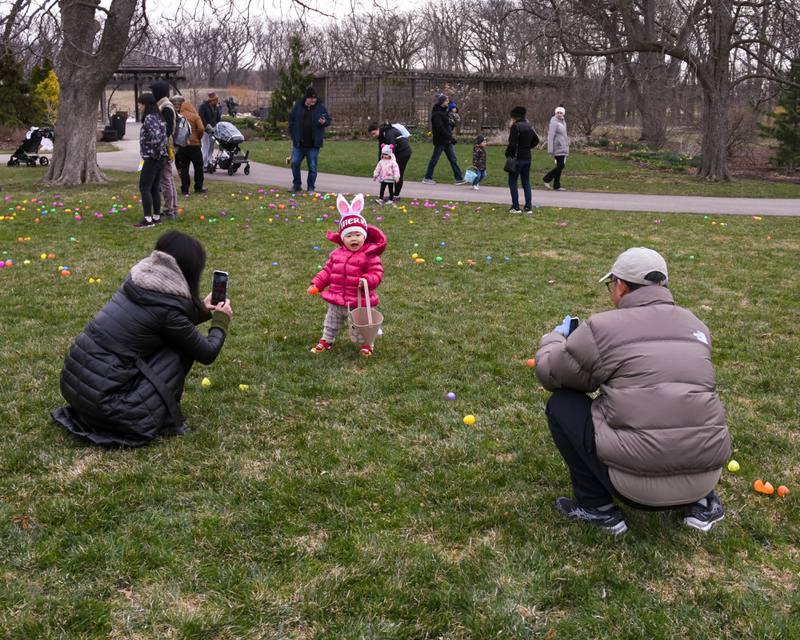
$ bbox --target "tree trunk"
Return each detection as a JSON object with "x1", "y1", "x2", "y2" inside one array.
[
  {"x1": 46, "y1": 79, "x2": 107, "y2": 185},
  {"x1": 44, "y1": 0, "x2": 138, "y2": 185},
  {"x1": 696, "y1": 2, "x2": 733, "y2": 181},
  {"x1": 698, "y1": 87, "x2": 731, "y2": 181}
]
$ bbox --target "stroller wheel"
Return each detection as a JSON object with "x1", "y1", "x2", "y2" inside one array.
[
  {"x1": 206, "y1": 164, "x2": 216, "y2": 174},
  {"x1": 7, "y1": 158, "x2": 19, "y2": 167},
  {"x1": 39, "y1": 156, "x2": 49, "y2": 166},
  {"x1": 244, "y1": 164, "x2": 250, "y2": 176},
  {"x1": 227, "y1": 165, "x2": 236, "y2": 176},
  {"x1": 27, "y1": 159, "x2": 37, "y2": 167}
]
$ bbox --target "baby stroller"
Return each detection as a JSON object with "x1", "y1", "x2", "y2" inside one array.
[
  {"x1": 7, "y1": 126, "x2": 54, "y2": 167},
  {"x1": 206, "y1": 121, "x2": 250, "y2": 176}
]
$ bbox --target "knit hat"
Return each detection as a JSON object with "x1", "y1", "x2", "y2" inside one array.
[
  {"x1": 510, "y1": 106, "x2": 526, "y2": 119},
  {"x1": 170, "y1": 95, "x2": 185, "y2": 104},
  {"x1": 434, "y1": 92, "x2": 448, "y2": 106},
  {"x1": 555, "y1": 106, "x2": 566, "y2": 115},
  {"x1": 305, "y1": 86, "x2": 317, "y2": 99},
  {"x1": 380, "y1": 144, "x2": 394, "y2": 157},
  {"x1": 150, "y1": 80, "x2": 170, "y2": 101},
  {"x1": 448, "y1": 100, "x2": 457, "y2": 111},
  {"x1": 474, "y1": 134, "x2": 486, "y2": 145},
  {"x1": 339, "y1": 212, "x2": 368, "y2": 238}
]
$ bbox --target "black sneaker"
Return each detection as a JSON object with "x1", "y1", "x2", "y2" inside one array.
[
  {"x1": 454, "y1": 179, "x2": 468, "y2": 186},
  {"x1": 162, "y1": 212, "x2": 177, "y2": 219},
  {"x1": 555, "y1": 497, "x2": 629, "y2": 535},
  {"x1": 195, "y1": 188, "x2": 208, "y2": 194},
  {"x1": 133, "y1": 218, "x2": 155, "y2": 228},
  {"x1": 683, "y1": 492, "x2": 725, "y2": 532},
  {"x1": 522, "y1": 207, "x2": 533, "y2": 214},
  {"x1": 508, "y1": 207, "x2": 522, "y2": 214}
]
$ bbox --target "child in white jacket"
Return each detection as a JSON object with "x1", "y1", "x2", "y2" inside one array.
[{"x1": 372, "y1": 144, "x2": 401, "y2": 204}]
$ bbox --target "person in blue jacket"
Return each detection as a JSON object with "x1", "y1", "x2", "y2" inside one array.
[{"x1": 288, "y1": 86, "x2": 332, "y2": 192}]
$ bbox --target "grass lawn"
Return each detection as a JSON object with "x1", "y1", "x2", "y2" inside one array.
[
  {"x1": 244, "y1": 140, "x2": 800, "y2": 199},
  {"x1": 1, "y1": 166, "x2": 799, "y2": 639}
]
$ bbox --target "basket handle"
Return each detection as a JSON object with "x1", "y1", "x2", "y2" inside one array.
[{"x1": 358, "y1": 278, "x2": 373, "y2": 324}]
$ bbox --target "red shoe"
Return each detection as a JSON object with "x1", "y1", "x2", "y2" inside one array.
[
  {"x1": 360, "y1": 344, "x2": 373, "y2": 357},
  {"x1": 311, "y1": 339, "x2": 333, "y2": 353}
]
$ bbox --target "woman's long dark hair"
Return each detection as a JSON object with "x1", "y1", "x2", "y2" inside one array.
[
  {"x1": 155, "y1": 231, "x2": 206, "y2": 301},
  {"x1": 138, "y1": 93, "x2": 161, "y2": 118}
]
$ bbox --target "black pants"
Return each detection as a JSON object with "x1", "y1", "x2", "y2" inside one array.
[
  {"x1": 546, "y1": 390, "x2": 686, "y2": 511},
  {"x1": 395, "y1": 151, "x2": 411, "y2": 197},
  {"x1": 543, "y1": 155, "x2": 566, "y2": 189},
  {"x1": 175, "y1": 145, "x2": 204, "y2": 193},
  {"x1": 139, "y1": 157, "x2": 165, "y2": 218},
  {"x1": 379, "y1": 182, "x2": 395, "y2": 200}
]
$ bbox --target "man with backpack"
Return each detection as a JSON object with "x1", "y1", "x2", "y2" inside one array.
[
  {"x1": 150, "y1": 80, "x2": 178, "y2": 218},
  {"x1": 171, "y1": 95, "x2": 206, "y2": 195}
]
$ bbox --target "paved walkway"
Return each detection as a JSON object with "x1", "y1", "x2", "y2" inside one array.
[{"x1": 100, "y1": 126, "x2": 800, "y2": 216}]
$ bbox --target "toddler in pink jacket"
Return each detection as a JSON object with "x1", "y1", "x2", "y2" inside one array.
[
  {"x1": 307, "y1": 193, "x2": 387, "y2": 356},
  {"x1": 372, "y1": 144, "x2": 401, "y2": 205}
]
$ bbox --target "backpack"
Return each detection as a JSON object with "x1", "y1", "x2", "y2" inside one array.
[
  {"x1": 174, "y1": 113, "x2": 192, "y2": 147},
  {"x1": 391, "y1": 123, "x2": 411, "y2": 138}
]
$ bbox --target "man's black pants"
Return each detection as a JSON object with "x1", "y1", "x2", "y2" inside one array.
[
  {"x1": 175, "y1": 145, "x2": 204, "y2": 193},
  {"x1": 545, "y1": 390, "x2": 681, "y2": 511}
]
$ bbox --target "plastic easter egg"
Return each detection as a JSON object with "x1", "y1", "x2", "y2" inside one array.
[
  {"x1": 463, "y1": 415, "x2": 476, "y2": 426},
  {"x1": 446, "y1": 392, "x2": 456, "y2": 401}
]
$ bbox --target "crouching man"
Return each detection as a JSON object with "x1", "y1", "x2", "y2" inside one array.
[{"x1": 535, "y1": 247, "x2": 732, "y2": 535}]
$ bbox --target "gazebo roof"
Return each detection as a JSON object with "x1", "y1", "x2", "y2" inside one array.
[{"x1": 117, "y1": 49, "x2": 181, "y2": 74}]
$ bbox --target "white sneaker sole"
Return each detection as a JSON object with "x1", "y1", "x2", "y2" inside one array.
[{"x1": 683, "y1": 513, "x2": 724, "y2": 532}]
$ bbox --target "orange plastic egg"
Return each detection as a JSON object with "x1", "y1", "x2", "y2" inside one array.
[
  {"x1": 753, "y1": 479, "x2": 765, "y2": 493},
  {"x1": 763, "y1": 481, "x2": 775, "y2": 495},
  {"x1": 777, "y1": 485, "x2": 790, "y2": 498}
]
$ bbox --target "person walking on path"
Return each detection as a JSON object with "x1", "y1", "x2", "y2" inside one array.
[
  {"x1": 288, "y1": 86, "x2": 332, "y2": 192},
  {"x1": 134, "y1": 94, "x2": 167, "y2": 229},
  {"x1": 368, "y1": 121, "x2": 413, "y2": 198},
  {"x1": 151, "y1": 80, "x2": 177, "y2": 218},
  {"x1": 534, "y1": 247, "x2": 732, "y2": 535},
  {"x1": 171, "y1": 95, "x2": 207, "y2": 196},
  {"x1": 543, "y1": 106, "x2": 569, "y2": 191},
  {"x1": 422, "y1": 93, "x2": 466, "y2": 185},
  {"x1": 51, "y1": 231, "x2": 233, "y2": 447},
  {"x1": 199, "y1": 92, "x2": 223, "y2": 170},
  {"x1": 471, "y1": 135, "x2": 488, "y2": 190},
  {"x1": 505, "y1": 106, "x2": 539, "y2": 213}
]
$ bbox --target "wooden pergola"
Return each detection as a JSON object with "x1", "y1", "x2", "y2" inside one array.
[
  {"x1": 311, "y1": 69, "x2": 571, "y2": 132},
  {"x1": 103, "y1": 49, "x2": 183, "y2": 122}
]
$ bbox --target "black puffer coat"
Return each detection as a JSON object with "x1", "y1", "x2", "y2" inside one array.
[
  {"x1": 51, "y1": 251, "x2": 228, "y2": 447},
  {"x1": 430, "y1": 104, "x2": 454, "y2": 146}
]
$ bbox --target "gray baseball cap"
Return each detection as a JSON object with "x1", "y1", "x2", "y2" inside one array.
[{"x1": 599, "y1": 247, "x2": 668, "y2": 285}]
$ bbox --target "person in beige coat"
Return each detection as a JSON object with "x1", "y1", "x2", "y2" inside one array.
[{"x1": 535, "y1": 247, "x2": 732, "y2": 535}]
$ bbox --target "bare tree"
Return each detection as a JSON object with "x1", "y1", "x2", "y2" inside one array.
[{"x1": 550, "y1": 0, "x2": 800, "y2": 181}]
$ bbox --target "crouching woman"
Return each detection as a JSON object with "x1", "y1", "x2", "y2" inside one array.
[{"x1": 51, "y1": 231, "x2": 232, "y2": 447}]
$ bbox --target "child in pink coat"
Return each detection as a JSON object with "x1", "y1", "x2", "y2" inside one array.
[
  {"x1": 372, "y1": 144, "x2": 401, "y2": 205},
  {"x1": 307, "y1": 193, "x2": 387, "y2": 356}
]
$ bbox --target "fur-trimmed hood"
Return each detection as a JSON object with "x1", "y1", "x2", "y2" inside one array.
[
  {"x1": 325, "y1": 225, "x2": 387, "y2": 256},
  {"x1": 130, "y1": 250, "x2": 191, "y2": 299}
]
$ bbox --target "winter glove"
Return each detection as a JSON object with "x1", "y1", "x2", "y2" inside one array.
[
  {"x1": 553, "y1": 315, "x2": 575, "y2": 337},
  {"x1": 307, "y1": 285, "x2": 320, "y2": 295}
]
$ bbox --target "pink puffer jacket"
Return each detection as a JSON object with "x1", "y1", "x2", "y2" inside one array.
[{"x1": 311, "y1": 225, "x2": 386, "y2": 307}]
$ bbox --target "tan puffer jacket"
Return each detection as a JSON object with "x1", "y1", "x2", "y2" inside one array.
[
  {"x1": 535, "y1": 286, "x2": 732, "y2": 506},
  {"x1": 179, "y1": 102, "x2": 205, "y2": 147}
]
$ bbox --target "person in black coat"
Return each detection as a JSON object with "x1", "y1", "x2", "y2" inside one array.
[
  {"x1": 288, "y1": 86, "x2": 332, "y2": 192},
  {"x1": 51, "y1": 231, "x2": 233, "y2": 447},
  {"x1": 422, "y1": 93, "x2": 465, "y2": 185},
  {"x1": 368, "y1": 121, "x2": 413, "y2": 198},
  {"x1": 505, "y1": 106, "x2": 540, "y2": 213}
]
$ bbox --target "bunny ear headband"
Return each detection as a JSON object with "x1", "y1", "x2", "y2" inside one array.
[{"x1": 336, "y1": 193, "x2": 365, "y2": 216}]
